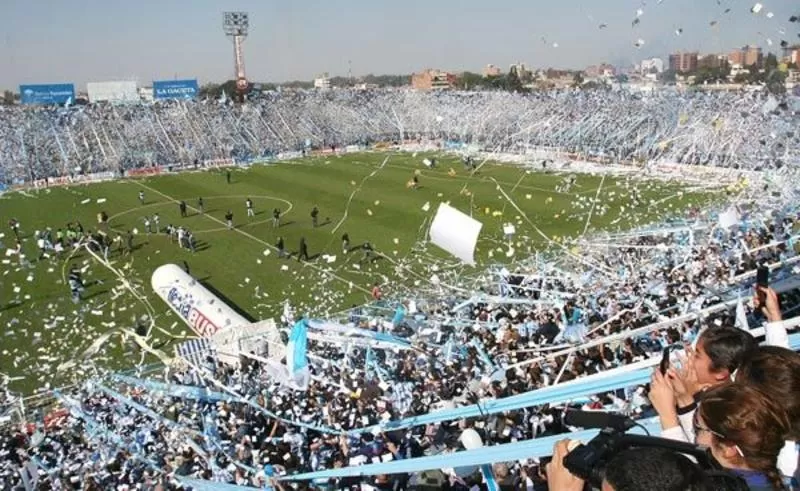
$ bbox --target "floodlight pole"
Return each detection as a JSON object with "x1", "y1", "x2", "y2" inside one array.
[{"x1": 223, "y1": 12, "x2": 250, "y2": 102}]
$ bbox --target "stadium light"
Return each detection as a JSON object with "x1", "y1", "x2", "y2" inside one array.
[
  {"x1": 223, "y1": 11, "x2": 249, "y2": 37},
  {"x1": 222, "y1": 11, "x2": 250, "y2": 98}
]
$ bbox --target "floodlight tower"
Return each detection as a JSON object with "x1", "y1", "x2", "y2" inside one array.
[{"x1": 223, "y1": 11, "x2": 250, "y2": 101}]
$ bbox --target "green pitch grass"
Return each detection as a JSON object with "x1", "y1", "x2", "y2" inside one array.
[{"x1": 0, "y1": 152, "x2": 719, "y2": 394}]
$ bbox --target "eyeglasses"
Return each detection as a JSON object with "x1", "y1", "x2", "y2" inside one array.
[
  {"x1": 693, "y1": 411, "x2": 727, "y2": 440},
  {"x1": 693, "y1": 409, "x2": 746, "y2": 458}
]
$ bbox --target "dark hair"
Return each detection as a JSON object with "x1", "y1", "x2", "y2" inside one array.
[
  {"x1": 698, "y1": 384, "x2": 790, "y2": 491},
  {"x1": 698, "y1": 326, "x2": 756, "y2": 375},
  {"x1": 603, "y1": 447, "x2": 709, "y2": 491},
  {"x1": 735, "y1": 345, "x2": 800, "y2": 440}
]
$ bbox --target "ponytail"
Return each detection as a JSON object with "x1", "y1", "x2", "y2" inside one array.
[{"x1": 762, "y1": 465, "x2": 788, "y2": 491}]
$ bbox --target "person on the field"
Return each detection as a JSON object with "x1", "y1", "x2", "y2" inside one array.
[
  {"x1": 152, "y1": 213, "x2": 160, "y2": 233},
  {"x1": 179, "y1": 201, "x2": 188, "y2": 218},
  {"x1": 138, "y1": 191, "x2": 145, "y2": 205},
  {"x1": 226, "y1": 169, "x2": 231, "y2": 184},
  {"x1": 362, "y1": 241, "x2": 375, "y2": 262},
  {"x1": 342, "y1": 233, "x2": 350, "y2": 254},
  {"x1": 36, "y1": 232, "x2": 48, "y2": 261},
  {"x1": 113, "y1": 234, "x2": 123, "y2": 256},
  {"x1": 298, "y1": 237, "x2": 309, "y2": 262},
  {"x1": 68, "y1": 267, "x2": 84, "y2": 304},
  {"x1": 177, "y1": 227, "x2": 186, "y2": 249},
  {"x1": 143, "y1": 216, "x2": 152, "y2": 234},
  {"x1": 125, "y1": 230, "x2": 134, "y2": 255},
  {"x1": 8, "y1": 219, "x2": 20, "y2": 239},
  {"x1": 311, "y1": 206, "x2": 319, "y2": 228},
  {"x1": 198, "y1": 197, "x2": 204, "y2": 214},
  {"x1": 225, "y1": 210, "x2": 234, "y2": 230},
  {"x1": 371, "y1": 282, "x2": 383, "y2": 301},
  {"x1": 276, "y1": 236, "x2": 286, "y2": 258},
  {"x1": 187, "y1": 231, "x2": 197, "y2": 253},
  {"x1": 272, "y1": 208, "x2": 281, "y2": 228},
  {"x1": 246, "y1": 198, "x2": 255, "y2": 218}
]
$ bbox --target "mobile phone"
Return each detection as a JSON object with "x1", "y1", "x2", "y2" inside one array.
[
  {"x1": 660, "y1": 347, "x2": 671, "y2": 375},
  {"x1": 756, "y1": 265, "x2": 769, "y2": 287},
  {"x1": 660, "y1": 345, "x2": 684, "y2": 375}
]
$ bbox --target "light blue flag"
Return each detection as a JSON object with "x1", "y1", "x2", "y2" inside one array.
[
  {"x1": 481, "y1": 464, "x2": 500, "y2": 491},
  {"x1": 287, "y1": 319, "x2": 310, "y2": 390},
  {"x1": 392, "y1": 305, "x2": 406, "y2": 326}
]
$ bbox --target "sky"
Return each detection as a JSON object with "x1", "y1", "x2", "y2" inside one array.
[{"x1": 1, "y1": 0, "x2": 797, "y2": 90}]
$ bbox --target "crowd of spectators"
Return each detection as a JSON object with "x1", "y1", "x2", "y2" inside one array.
[
  {"x1": 0, "y1": 188, "x2": 797, "y2": 490},
  {"x1": 1, "y1": 89, "x2": 798, "y2": 186}
]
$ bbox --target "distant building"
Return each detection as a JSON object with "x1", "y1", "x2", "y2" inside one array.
[
  {"x1": 727, "y1": 50, "x2": 744, "y2": 67},
  {"x1": 698, "y1": 54, "x2": 729, "y2": 70},
  {"x1": 509, "y1": 62, "x2": 531, "y2": 80},
  {"x1": 314, "y1": 73, "x2": 331, "y2": 90},
  {"x1": 743, "y1": 46, "x2": 763, "y2": 68},
  {"x1": 640, "y1": 58, "x2": 665, "y2": 74},
  {"x1": 729, "y1": 46, "x2": 763, "y2": 68},
  {"x1": 669, "y1": 52, "x2": 699, "y2": 73},
  {"x1": 783, "y1": 46, "x2": 800, "y2": 65},
  {"x1": 411, "y1": 69, "x2": 456, "y2": 90},
  {"x1": 483, "y1": 64, "x2": 502, "y2": 77},
  {"x1": 586, "y1": 63, "x2": 617, "y2": 78}
]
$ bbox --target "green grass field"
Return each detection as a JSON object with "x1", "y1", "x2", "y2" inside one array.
[{"x1": 0, "y1": 152, "x2": 719, "y2": 393}]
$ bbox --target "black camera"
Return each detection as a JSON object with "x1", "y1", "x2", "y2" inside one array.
[{"x1": 561, "y1": 411, "x2": 744, "y2": 490}]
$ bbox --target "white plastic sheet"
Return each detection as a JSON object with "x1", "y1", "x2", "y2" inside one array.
[
  {"x1": 718, "y1": 208, "x2": 740, "y2": 229},
  {"x1": 429, "y1": 203, "x2": 483, "y2": 265}
]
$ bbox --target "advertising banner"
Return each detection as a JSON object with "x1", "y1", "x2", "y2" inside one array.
[
  {"x1": 153, "y1": 79, "x2": 199, "y2": 100},
  {"x1": 203, "y1": 158, "x2": 236, "y2": 168},
  {"x1": 19, "y1": 84, "x2": 75, "y2": 105},
  {"x1": 87, "y1": 81, "x2": 138, "y2": 103},
  {"x1": 126, "y1": 166, "x2": 162, "y2": 177}
]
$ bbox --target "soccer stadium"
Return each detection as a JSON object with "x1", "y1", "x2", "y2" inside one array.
[{"x1": 1, "y1": 4, "x2": 800, "y2": 491}]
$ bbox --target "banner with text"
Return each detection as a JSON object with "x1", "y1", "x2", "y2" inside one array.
[
  {"x1": 19, "y1": 84, "x2": 75, "y2": 105},
  {"x1": 153, "y1": 79, "x2": 199, "y2": 100}
]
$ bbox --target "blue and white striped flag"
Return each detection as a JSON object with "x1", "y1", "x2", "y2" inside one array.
[
  {"x1": 287, "y1": 319, "x2": 310, "y2": 391},
  {"x1": 175, "y1": 338, "x2": 217, "y2": 370}
]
